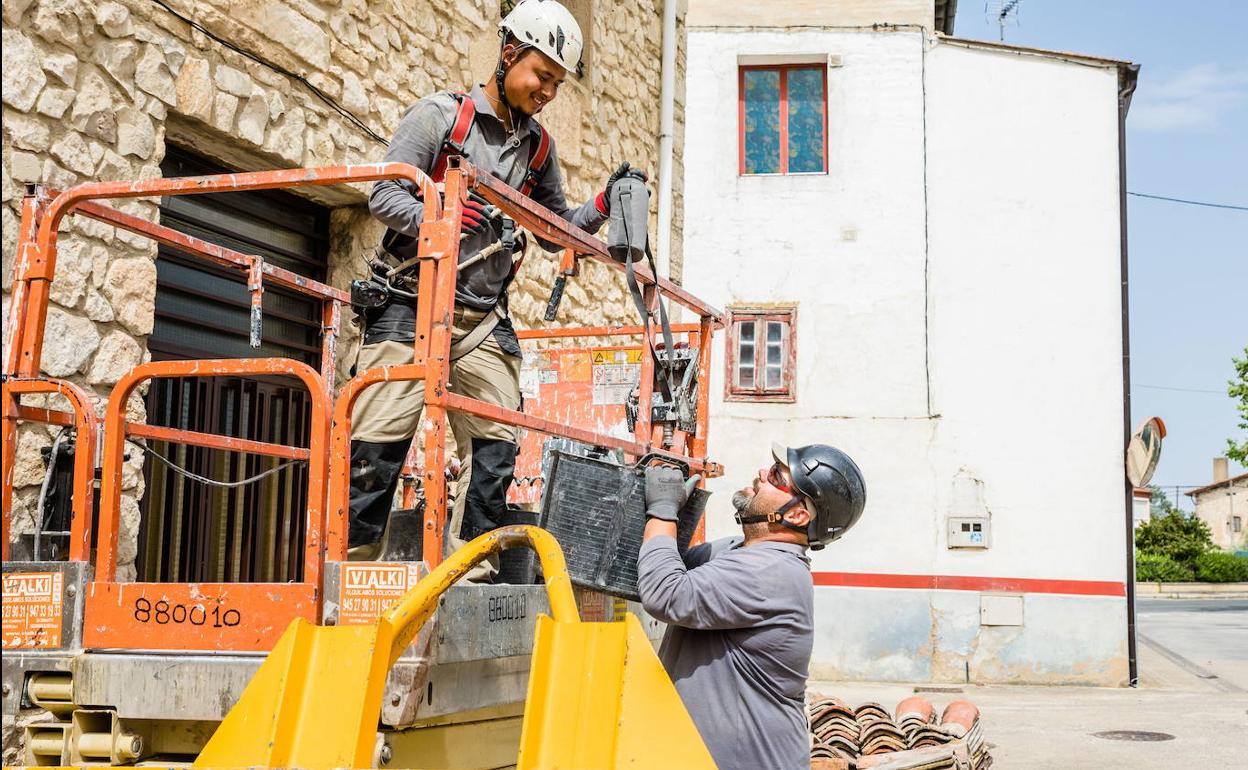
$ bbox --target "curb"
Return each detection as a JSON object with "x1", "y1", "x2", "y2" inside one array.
[{"x1": 1135, "y1": 582, "x2": 1248, "y2": 600}]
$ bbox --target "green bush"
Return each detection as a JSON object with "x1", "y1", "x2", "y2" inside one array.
[
  {"x1": 1135, "y1": 553, "x2": 1195, "y2": 582},
  {"x1": 1134, "y1": 512, "x2": 1214, "y2": 570},
  {"x1": 1194, "y1": 551, "x2": 1248, "y2": 583}
]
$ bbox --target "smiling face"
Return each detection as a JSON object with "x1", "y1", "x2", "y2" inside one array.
[{"x1": 501, "y1": 44, "x2": 566, "y2": 116}]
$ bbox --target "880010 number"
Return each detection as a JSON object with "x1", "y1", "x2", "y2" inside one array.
[{"x1": 132, "y1": 597, "x2": 241, "y2": 628}]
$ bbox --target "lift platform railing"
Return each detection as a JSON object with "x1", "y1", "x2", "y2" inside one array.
[
  {"x1": 391, "y1": 321, "x2": 710, "y2": 515},
  {"x1": 2, "y1": 160, "x2": 725, "y2": 653},
  {"x1": 78, "y1": 357, "x2": 331, "y2": 652},
  {"x1": 1, "y1": 165, "x2": 436, "y2": 651},
  {"x1": 322, "y1": 158, "x2": 724, "y2": 566},
  {"x1": 1, "y1": 378, "x2": 98, "y2": 562}
]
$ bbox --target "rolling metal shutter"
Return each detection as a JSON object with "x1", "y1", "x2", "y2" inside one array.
[{"x1": 137, "y1": 148, "x2": 330, "y2": 583}]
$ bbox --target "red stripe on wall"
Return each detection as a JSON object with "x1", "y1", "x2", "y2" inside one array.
[{"x1": 812, "y1": 572, "x2": 1126, "y2": 597}]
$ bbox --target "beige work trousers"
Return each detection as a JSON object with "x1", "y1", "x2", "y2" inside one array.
[{"x1": 351, "y1": 306, "x2": 521, "y2": 580}]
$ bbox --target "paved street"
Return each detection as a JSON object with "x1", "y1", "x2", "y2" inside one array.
[
  {"x1": 810, "y1": 597, "x2": 1248, "y2": 769},
  {"x1": 1137, "y1": 598, "x2": 1248, "y2": 691}
]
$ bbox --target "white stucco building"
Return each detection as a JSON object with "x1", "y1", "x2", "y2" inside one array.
[{"x1": 681, "y1": 0, "x2": 1139, "y2": 685}]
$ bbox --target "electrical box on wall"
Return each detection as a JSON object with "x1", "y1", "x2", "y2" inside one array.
[
  {"x1": 948, "y1": 516, "x2": 990, "y2": 549},
  {"x1": 980, "y1": 593, "x2": 1024, "y2": 626}
]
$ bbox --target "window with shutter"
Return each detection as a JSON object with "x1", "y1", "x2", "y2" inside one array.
[
  {"x1": 726, "y1": 306, "x2": 798, "y2": 402},
  {"x1": 137, "y1": 147, "x2": 331, "y2": 584}
]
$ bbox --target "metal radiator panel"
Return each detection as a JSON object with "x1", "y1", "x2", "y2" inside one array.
[{"x1": 538, "y1": 451, "x2": 706, "y2": 600}]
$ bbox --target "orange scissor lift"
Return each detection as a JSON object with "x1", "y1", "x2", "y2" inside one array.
[{"x1": 1, "y1": 159, "x2": 723, "y2": 767}]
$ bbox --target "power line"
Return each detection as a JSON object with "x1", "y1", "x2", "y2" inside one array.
[
  {"x1": 1134, "y1": 383, "x2": 1227, "y2": 395},
  {"x1": 1127, "y1": 192, "x2": 1248, "y2": 212},
  {"x1": 149, "y1": 0, "x2": 389, "y2": 146}
]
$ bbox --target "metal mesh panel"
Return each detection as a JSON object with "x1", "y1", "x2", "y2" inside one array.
[{"x1": 538, "y1": 451, "x2": 706, "y2": 600}]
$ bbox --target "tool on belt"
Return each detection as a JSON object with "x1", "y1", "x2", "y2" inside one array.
[{"x1": 350, "y1": 218, "x2": 522, "y2": 363}]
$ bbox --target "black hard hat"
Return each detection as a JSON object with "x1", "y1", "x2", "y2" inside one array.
[{"x1": 772, "y1": 443, "x2": 866, "y2": 549}]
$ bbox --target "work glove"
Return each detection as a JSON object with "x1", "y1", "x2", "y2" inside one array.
[
  {"x1": 596, "y1": 162, "x2": 649, "y2": 215},
  {"x1": 644, "y1": 465, "x2": 701, "y2": 522},
  {"x1": 458, "y1": 191, "x2": 491, "y2": 237}
]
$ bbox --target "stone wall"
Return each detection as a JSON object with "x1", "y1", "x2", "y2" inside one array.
[{"x1": 2, "y1": 0, "x2": 685, "y2": 579}]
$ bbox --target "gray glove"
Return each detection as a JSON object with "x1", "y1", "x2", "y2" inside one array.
[{"x1": 644, "y1": 466, "x2": 701, "y2": 522}]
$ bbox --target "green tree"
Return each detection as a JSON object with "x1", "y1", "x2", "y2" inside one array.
[
  {"x1": 1135, "y1": 511, "x2": 1214, "y2": 571},
  {"x1": 1148, "y1": 485, "x2": 1179, "y2": 518},
  {"x1": 1228, "y1": 346, "x2": 1248, "y2": 464}
]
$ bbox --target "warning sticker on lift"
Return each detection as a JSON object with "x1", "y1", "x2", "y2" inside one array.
[
  {"x1": 338, "y1": 563, "x2": 423, "y2": 625},
  {"x1": 573, "y1": 586, "x2": 627, "y2": 623},
  {"x1": 519, "y1": 352, "x2": 562, "y2": 401},
  {"x1": 591, "y1": 348, "x2": 642, "y2": 405},
  {"x1": 2, "y1": 572, "x2": 64, "y2": 649},
  {"x1": 519, "y1": 351, "x2": 542, "y2": 400}
]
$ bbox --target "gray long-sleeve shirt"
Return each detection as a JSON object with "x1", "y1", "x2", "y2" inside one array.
[
  {"x1": 637, "y1": 535, "x2": 813, "y2": 770},
  {"x1": 369, "y1": 84, "x2": 608, "y2": 312}
]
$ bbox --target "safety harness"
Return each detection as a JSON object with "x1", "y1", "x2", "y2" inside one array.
[
  {"x1": 430, "y1": 92, "x2": 552, "y2": 196},
  {"x1": 382, "y1": 91, "x2": 551, "y2": 263},
  {"x1": 372, "y1": 92, "x2": 551, "y2": 359}
]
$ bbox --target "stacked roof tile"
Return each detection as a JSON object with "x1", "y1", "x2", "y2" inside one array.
[{"x1": 807, "y1": 694, "x2": 993, "y2": 770}]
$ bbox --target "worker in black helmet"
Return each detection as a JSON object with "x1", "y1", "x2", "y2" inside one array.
[{"x1": 637, "y1": 443, "x2": 867, "y2": 770}]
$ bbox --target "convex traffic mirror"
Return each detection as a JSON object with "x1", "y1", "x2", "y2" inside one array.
[{"x1": 1126, "y1": 416, "x2": 1166, "y2": 488}]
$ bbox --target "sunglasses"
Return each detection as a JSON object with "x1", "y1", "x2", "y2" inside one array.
[{"x1": 767, "y1": 461, "x2": 797, "y2": 495}]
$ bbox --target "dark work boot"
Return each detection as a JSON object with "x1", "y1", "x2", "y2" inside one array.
[
  {"x1": 348, "y1": 438, "x2": 412, "y2": 551},
  {"x1": 458, "y1": 439, "x2": 518, "y2": 543}
]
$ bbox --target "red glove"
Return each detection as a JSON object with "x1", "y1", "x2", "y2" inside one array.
[
  {"x1": 596, "y1": 162, "x2": 649, "y2": 215},
  {"x1": 459, "y1": 192, "x2": 488, "y2": 237}
]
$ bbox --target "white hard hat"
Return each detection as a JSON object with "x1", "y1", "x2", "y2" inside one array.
[{"x1": 500, "y1": 0, "x2": 584, "y2": 73}]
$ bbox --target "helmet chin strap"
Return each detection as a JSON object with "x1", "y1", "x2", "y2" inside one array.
[
  {"x1": 495, "y1": 36, "x2": 526, "y2": 126},
  {"x1": 735, "y1": 496, "x2": 808, "y2": 535}
]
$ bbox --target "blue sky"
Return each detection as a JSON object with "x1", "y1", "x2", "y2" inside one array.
[{"x1": 955, "y1": 1, "x2": 1248, "y2": 510}]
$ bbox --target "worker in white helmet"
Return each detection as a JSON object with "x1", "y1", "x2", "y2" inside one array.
[{"x1": 355, "y1": 1, "x2": 645, "y2": 576}]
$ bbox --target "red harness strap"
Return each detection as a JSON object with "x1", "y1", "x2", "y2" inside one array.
[
  {"x1": 428, "y1": 92, "x2": 551, "y2": 279},
  {"x1": 511, "y1": 124, "x2": 551, "y2": 276},
  {"x1": 430, "y1": 92, "x2": 552, "y2": 195},
  {"x1": 520, "y1": 125, "x2": 551, "y2": 196},
  {"x1": 430, "y1": 93, "x2": 477, "y2": 183}
]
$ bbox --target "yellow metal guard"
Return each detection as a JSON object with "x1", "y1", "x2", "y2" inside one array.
[{"x1": 193, "y1": 525, "x2": 714, "y2": 769}]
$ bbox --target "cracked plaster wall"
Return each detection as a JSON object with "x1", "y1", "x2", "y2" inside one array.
[{"x1": 682, "y1": 26, "x2": 1129, "y2": 684}]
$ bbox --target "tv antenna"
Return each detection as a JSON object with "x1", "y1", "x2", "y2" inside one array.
[{"x1": 986, "y1": 0, "x2": 1022, "y2": 42}]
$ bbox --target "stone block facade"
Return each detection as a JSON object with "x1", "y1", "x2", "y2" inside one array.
[{"x1": 2, "y1": 0, "x2": 687, "y2": 580}]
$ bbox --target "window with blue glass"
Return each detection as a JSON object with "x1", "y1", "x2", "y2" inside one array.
[{"x1": 738, "y1": 64, "x2": 827, "y2": 175}]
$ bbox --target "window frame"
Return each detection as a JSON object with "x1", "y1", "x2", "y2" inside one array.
[
  {"x1": 725, "y1": 306, "x2": 798, "y2": 403},
  {"x1": 737, "y1": 63, "x2": 829, "y2": 176}
]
